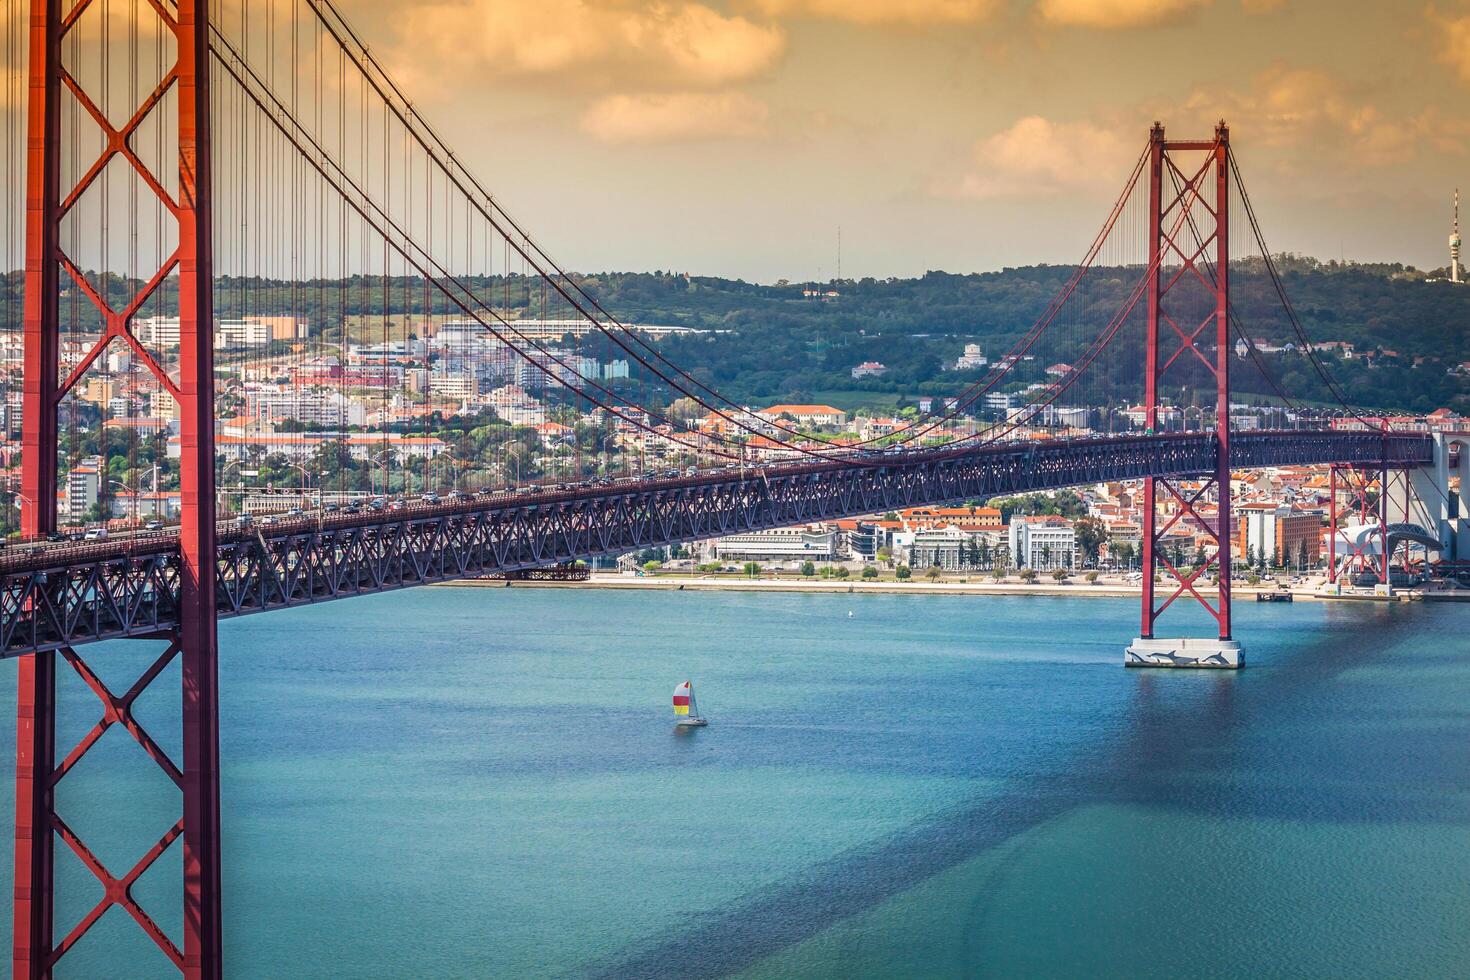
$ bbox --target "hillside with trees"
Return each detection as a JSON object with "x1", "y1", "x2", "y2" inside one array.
[{"x1": 3, "y1": 256, "x2": 1466, "y2": 413}]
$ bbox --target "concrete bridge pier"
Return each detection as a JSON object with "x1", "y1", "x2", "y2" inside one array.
[
  {"x1": 1387, "y1": 435, "x2": 1470, "y2": 560},
  {"x1": 1126, "y1": 638, "x2": 1242, "y2": 669}
]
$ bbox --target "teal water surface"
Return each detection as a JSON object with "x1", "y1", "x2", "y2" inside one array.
[{"x1": 4, "y1": 588, "x2": 1468, "y2": 978}]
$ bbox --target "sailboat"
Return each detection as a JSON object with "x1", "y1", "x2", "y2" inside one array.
[{"x1": 673, "y1": 680, "x2": 708, "y2": 727}]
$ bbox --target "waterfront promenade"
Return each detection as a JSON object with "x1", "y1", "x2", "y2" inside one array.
[{"x1": 447, "y1": 572, "x2": 1440, "y2": 603}]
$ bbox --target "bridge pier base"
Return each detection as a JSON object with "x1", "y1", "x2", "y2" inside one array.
[{"x1": 1125, "y1": 637, "x2": 1242, "y2": 669}]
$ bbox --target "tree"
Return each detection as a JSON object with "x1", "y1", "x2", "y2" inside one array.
[
  {"x1": 800, "y1": 560, "x2": 816, "y2": 577},
  {"x1": 1073, "y1": 516, "x2": 1108, "y2": 567},
  {"x1": 861, "y1": 565, "x2": 878, "y2": 580},
  {"x1": 876, "y1": 546, "x2": 893, "y2": 566},
  {"x1": 642, "y1": 560, "x2": 662, "y2": 574},
  {"x1": 1085, "y1": 570, "x2": 1099, "y2": 584},
  {"x1": 1019, "y1": 567, "x2": 1038, "y2": 583},
  {"x1": 668, "y1": 397, "x2": 704, "y2": 424},
  {"x1": 743, "y1": 561, "x2": 761, "y2": 578},
  {"x1": 835, "y1": 566, "x2": 850, "y2": 579},
  {"x1": 977, "y1": 538, "x2": 992, "y2": 569},
  {"x1": 991, "y1": 565, "x2": 1006, "y2": 582},
  {"x1": 1297, "y1": 539, "x2": 1310, "y2": 570},
  {"x1": 1271, "y1": 545, "x2": 1283, "y2": 569},
  {"x1": 926, "y1": 565, "x2": 943, "y2": 581},
  {"x1": 1114, "y1": 540, "x2": 1134, "y2": 569},
  {"x1": 1247, "y1": 543, "x2": 1257, "y2": 569},
  {"x1": 895, "y1": 564, "x2": 912, "y2": 580},
  {"x1": 1050, "y1": 567, "x2": 1068, "y2": 582},
  {"x1": 1040, "y1": 542, "x2": 1052, "y2": 569}
]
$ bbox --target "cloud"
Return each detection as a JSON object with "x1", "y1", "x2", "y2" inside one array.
[
  {"x1": 747, "y1": 0, "x2": 1000, "y2": 26},
  {"x1": 941, "y1": 116, "x2": 1138, "y2": 199},
  {"x1": 1036, "y1": 0, "x2": 1211, "y2": 29},
  {"x1": 1430, "y1": 6, "x2": 1470, "y2": 85},
  {"x1": 1183, "y1": 67, "x2": 1460, "y2": 166},
  {"x1": 580, "y1": 91, "x2": 770, "y2": 143},
  {"x1": 385, "y1": 0, "x2": 785, "y2": 93}
]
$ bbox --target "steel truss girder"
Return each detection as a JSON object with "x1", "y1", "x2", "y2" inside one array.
[{"x1": 0, "y1": 430, "x2": 1433, "y2": 658}]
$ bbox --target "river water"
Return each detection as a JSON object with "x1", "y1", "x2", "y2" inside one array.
[{"x1": 3, "y1": 587, "x2": 1467, "y2": 978}]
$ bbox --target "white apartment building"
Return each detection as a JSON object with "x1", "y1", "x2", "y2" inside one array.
[
  {"x1": 430, "y1": 321, "x2": 493, "y2": 347},
  {"x1": 984, "y1": 391, "x2": 1016, "y2": 411},
  {"x1": 486, "y1": 385, "x2": 545, "y2": 426},
  {"x1": 429, "y1": 372, "x2": 478, "y2": 399},
  {"x1": 134, "y1": 316, "x2": 285, "y2": 349},
  {"x1": 3, "y1": 391, "x2": 22, "y2": 434},
  {"x1": 246, "y1": 389, "x2": 367, "y2": 427},
  {"x1": 909, "y1": 526, "x2": 1006, "y2": 571},
  {"x1": 1009, "y1": 516, "x2": 1077, "y2": 571},
  {"x1": 150, "y1": 390, "x2": 179, "y2": 420},
  {"x1": 712, "y1": 526, "x2": 838, "y2": 562},
  {"x1": 66, "y1": 461, "x2": 101, "y2": 520}
]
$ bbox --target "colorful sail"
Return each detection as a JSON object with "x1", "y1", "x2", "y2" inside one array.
[{"x1": 673, "y1": 681, "x2": 692, "y2": 716}]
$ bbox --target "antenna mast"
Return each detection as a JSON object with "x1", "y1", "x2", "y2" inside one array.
[{"x1": 1453, "y1": 188, "x2": 1463, "y2": 284}]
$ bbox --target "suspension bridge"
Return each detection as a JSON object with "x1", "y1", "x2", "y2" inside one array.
[{"x1": 0, "y1": 0, "x2": 1452, "y2": 976}]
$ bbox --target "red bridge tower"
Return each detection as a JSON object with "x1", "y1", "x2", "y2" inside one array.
[
  {"x1": 16, "y1": 0, "x2": 221, "y2": 975},
  {"x1": 1128, "y1": 122, "x2": 1241, "y2": 669}
]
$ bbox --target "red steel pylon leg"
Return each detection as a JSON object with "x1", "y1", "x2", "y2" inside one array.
[
  {"x1": 176, "y1": 1, "x2": 223, "y2": 972},
  {"x1": 1139, "y1": 122, "x2": 1234, "y2": 644},
  {"x1": 16, "y1": 0, "x2": 221, "y2": 974},
  {"x1": 14, "y1": 1, "x2": 61, "y2": 975}
]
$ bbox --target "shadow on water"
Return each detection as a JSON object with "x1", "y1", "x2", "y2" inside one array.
[{"x1": 590, "y1": 605, "x2": 1468, "y2": 980}]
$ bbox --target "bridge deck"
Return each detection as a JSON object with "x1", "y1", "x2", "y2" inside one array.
[{"x1": 0, "y1": 430, "x2": 1432, "y2": 656}]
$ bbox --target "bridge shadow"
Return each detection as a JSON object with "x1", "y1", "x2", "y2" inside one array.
[{"x1": 588, "y1": 608, "x2": 1467, "y2": 979}]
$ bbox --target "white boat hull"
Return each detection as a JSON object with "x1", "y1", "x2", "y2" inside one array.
[{"x1": 674, "y1": 717, "x2": 708, "y2": 727}]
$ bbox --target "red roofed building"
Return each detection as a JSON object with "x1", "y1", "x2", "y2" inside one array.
[{"x1": 758, "y1": 404, "x2": 846, "y2": 427}]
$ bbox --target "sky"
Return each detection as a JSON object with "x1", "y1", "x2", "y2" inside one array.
[
  {"x1": 4, "y1": 0, "x2": 1469, "y2": 283},
  {"x1": 315, "y1": 0, "x2": 1469, "y2": 282}
]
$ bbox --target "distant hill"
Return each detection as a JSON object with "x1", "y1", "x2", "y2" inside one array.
[
  {"x1": 3, "y1": 256, "x2": 1467, "y2": 413},
  {"x1": 589, "y1": 258, "x2": 1470, "y2": 415}
]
